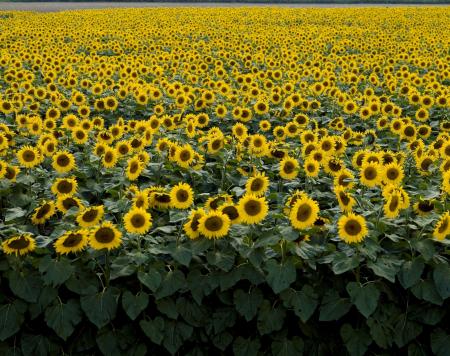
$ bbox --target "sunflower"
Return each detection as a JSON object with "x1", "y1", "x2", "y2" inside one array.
[
  {"x1": 383, "y1": 162, "x2": 404, "y2": 186},
  {"x1": 133, "y1": 191, "x2": 150, "y2": 210},
  {"x1": 54, "y1": 230, "x2": 89, "y2": 255},
  {"x1": 384, "y1": 192, "x2": 402, "y2": 219},
  {"x1": 335, "y1": 186, "x2": 356, "y2": 213},
  {"x1": 126, "y1": 156, "x2": 144, "y2": 181},
  {"x1": 205, "y1": 194, "x2": 233, "y2": 210},
  {"x1": 413, "y1": 199, "x2": 435, "y2": 216},
  {"x1": 17, "y1": 145, "x2": 41, "y2": 168},
  {"x1": 245, "y1": 172, "x2": 269, "y2": 197},
  {"x1": 124, "y1": 207, "x2": 152, "y2": 234},
  {"x1": 102, "y1": 147, "x2": 118, "y2": 168},
  {"x1": 56, "y1": 195, "x2": 83, "y2": 213},
  {"x1": 72, "y1": 127, "x2": 89, "y2": 145},
  {"x1": 2, "y1": 234, "x2": 36, "y2": 256},
  {"x1": 279, "y1": 157, "x2": 299, "y2": 180},
  {"x1": 52, "y1": 151, "x2": 76, "y2": 174},
  {"x1": 175, "y1": 145, "x2": 195, "y2": 168},
  {"x1": 198, "y1": 211, "x2": 231, "y2": 239},
  {"x1": 170, "y1": 182, "x2": 194, "y2": 209},
  {"x1": 360, "y1": 162, "x2": 382, "y2": 187},
  {"x1": 237, "y1": 194, "x2": 269, "y2": 224},
  {"x1": 76, "y1": 205, "x2": 104, "y2": 228},
  {"x1": 433, "y1": 212, "x2": 450, "y2": 240},
  {"x1": 51, "y1": 177, "x2": 78, "y2": 196},
  {"x1": 31, "y1": 200, "x2": 56, "y2": 225},
  {"x1": 304, "y1": 158, "x2": 320, "y2": 178},
  {"x1": 184, "y1": 208, "x2": 206, "y2": 239},
  {"x1": 289, "y1": 196, "x2": 319, "y2": 230},
  {"x1": 338, "y1": 213, "x2": 368, "y2": 244},
  {"x1": 151, "y1": 191, "x2": 172, "y2": 209},
  {"x1": 4, "y1": 165, "x2": 20, "y2": 182},
  {"x1": 89, "y1": 221, "x2": 122, "y2": 250},
  {"x1": 218, "y1": 203, "x2": 241, "y2": 224}
]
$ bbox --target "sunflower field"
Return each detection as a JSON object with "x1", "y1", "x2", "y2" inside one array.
[{"x1": 0, "y1": 6, "x2": 450, "y2": 355}]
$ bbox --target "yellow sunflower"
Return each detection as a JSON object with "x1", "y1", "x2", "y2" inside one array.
[
  {"x1": 52, "y1": 150, "x2": 76, "y2": 174},
  {"x1": 433, "y1": 212, "x2": 450, "y2": 240},
  {"x1": 102, "y1": 147, "x2": 118, "y2": 168},
  {"x1": 51, "y1": 177, "x2": 78, "y2": 196},
  {"x1": 17, "y1": 145, "x2": 41, "y2": 168},
  {"x1": 89, "y1": 221, "x2": 122, "y2": 250},
  {"x1": 56, "y1": 195, "x2": 84, "y2": 213},
  {"x1": 54, "y1": 230, "x2": 89, "y2": 255},
  {"x1": 2, "y1": 234, "x2": 36, "y2": 256},
  {"x1": 170, "y1": 182, "x2": 194, "y2": 209},
  {"x1": 237, "y1": 194, "x2": 269, "y2": 224},
  {"x1": 289, "y1": 196, "x2": 319, "y2": 230},
  {"x1": 123, "y1": 207, "x2": 152, "y2": 234},
  {"x1": 31, "y1": 200, "x2": 56, "y2": 225},
  {"x1": 184, "y1": 208, "x2": 206, "y2": 239},
  {"x1": 245, "y1": 172, "x2": 269, "y2": 197},
  {"x1": 279, "y1": 157, "x2": 299, "y2": 180},
  {"x1": 76, "y1": 205, "x2": 104, "y2": 228},
  {"x1": 126, "y1": 156, "x2": 144, "y2": 181},
  {"x1": 338, "y1": 213, "x2": 368, "y2": 244},
  {"x1": 198, "y1": 211, "x2": 231, "y2": 239},
  {"x1": 360, "y1": 162, "x2": 382, "y2": 187}
]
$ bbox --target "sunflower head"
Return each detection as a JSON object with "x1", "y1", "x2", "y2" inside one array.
[
  {"x1": 54, "y1": 230, "x2": 89, "y2": 255},
  {"x1": 237, "y1": 194, "x2": 269, "y2": 225},
  {"x1": 89, "y1": 221, "x2": 122, "y2": 250},
  {"x1": 2, "y1": 234, "x2": 36, "y2": 256},
  {"x1": 198, "y1": 211, "x2": 230, "y2": 239},
  {"x1": 338, "y1": 213, "x2": 368, "y2": 244},
  {"x1": 124, "y1": 208, "x2": 152, "y2": 235}
]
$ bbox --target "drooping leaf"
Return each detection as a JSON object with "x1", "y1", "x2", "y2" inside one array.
[
  {"x1": 45, "y1": 299, "x2": 82, "y2": 340},
  {"x1": 121, "y1": 291, "x2": 149, "y2": 321},
  {"x1": 265, "y1": 258, "x2": 296, "y2": 294},
  {"x1": 233, "y1": 288, "x2": 263, "y2": 321},
  {"x1": 346, "y1": 282, "x2": 380, "y2": 317},
  {"x1": 80, "y1": 288, "x2": 119, "y2": 329}
]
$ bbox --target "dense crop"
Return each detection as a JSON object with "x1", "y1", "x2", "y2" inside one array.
[{"x1": 0, "y1": 7, "x2": 449, "y2": 356}]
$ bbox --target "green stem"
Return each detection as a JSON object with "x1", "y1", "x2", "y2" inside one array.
[{"x1": 104, "y1": 250, "x2": 110, "y2": 288}]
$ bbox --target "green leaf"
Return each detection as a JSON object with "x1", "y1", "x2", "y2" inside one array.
[
  {"x1": 431, "y1": 329, "x2": 450, "y2": 356},
  {"x1": 367, "y1": 256, "x2": 402, "y2": 283},
  {"x1": 233, "y1": 288, "x2": 263, "y2": 321},
  {"x1": 39, "y1": 256, "x2": 74, "y2": 287},
  {"x1": 157, "y1": 298, "x2": 178, "y2": 319},
  {"x1": 21, "y1": 334, "x2": 59, "y2": 356},
  {"x1": 398, "y1": 259, "x2": 424, "y2": 289},
  {"x1": 140, "y1": 317, "x2": 164, "y2": 345},
  {"x1": 4, "y1": 207, "x2": 26, "y2": 222},
  {"x1": 65, "y1": 272, "x2": 99, "y2": 295},
  {"x1": 271, "y1": 337, "x2": 304, "y2": 356},
  {"x1": 162, "y1": 320, "x2": 193, "y2": 355},
  {"x1": 346, "y1": 282, "x2": 380, "y2": 317},
  {"x1": 45, "y1": 299, "x2": 82, "y2": 340},
  {"x1": 265, "y1": 258, "x2": 296, "y2": 294},
  {"x1": 171, "y1": 245, "x2": 192, "y2": 267},
  {"x1": 332, "y1": 252, "x2": 360, "y2": 275},
  {"x1": 122, "y1": 291, "x2": 148, "y2": 320},
  {"x1": 155, "y1": 270, "x2": 186, "y2": 299},
  {"x1": 96, "y1": 328, "x2": 121, "y2": 356},
  {"x1": 433, "y1": 263, "x2": 450, "y2": 299},
  {"x1": 411, "y1": 280, "x2": 443, "y2": 305},
  {"x1": 212, "y1": 332, "x2": 233, "y2": 351},
  {"x1": 340, "y1": 324, "x2": 372, "y2": 356},
  {"x1": 176, "y1": 297, "x2": 208, "y2": 327},
  {"x1": 8, "y1": 271, "x2": 42, "y2": 303},
  {"x1": 206, "y1": 250, "x2": 235, "y2": 272},
  {"x1": 80, "y1": 288, "x2": 119, "y2": 328},
  {"x1": 280, "y1": 285, "x2": 318, "y2": 322},
  {"x1": 394, "y1": 319, "x2": 423, "y2": 348},
  {"x1": 0, "y1": 300, "x2": 27, "y2": 341},
  {"x1": 233, "y1": 336, "x2": 260, "y2": 356},
  {"x1": 319, "y1": 290, "x2": 351, "y2": 321},
  {"x1": 137, "y1": 270, "x2": 161, "y2": 292},
  {"x1": 256, "y1": 300, "x2": 286, "y2": 335}
]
